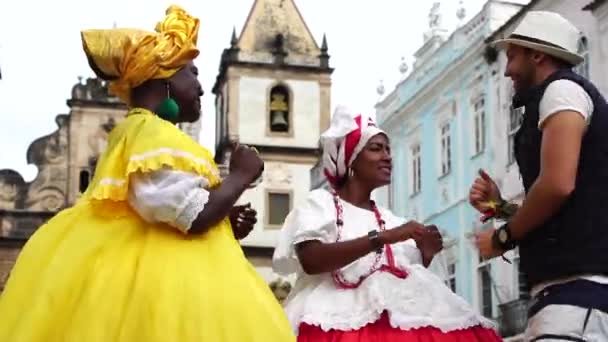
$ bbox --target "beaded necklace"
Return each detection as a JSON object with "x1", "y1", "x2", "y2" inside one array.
[{"x1": 330, "y1": 191, "x2": 407, "y2": 289}]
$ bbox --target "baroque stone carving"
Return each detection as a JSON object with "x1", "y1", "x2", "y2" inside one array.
[
  {"x1": 0, "y1": 170, "x2": 26, "y2": 210},
  {"x1": 441, "y1": 186, "x2": 449, "y2": 204},
  {"x1": 429, "y1": 2, "x2": 442, "y2": 29},
  {"x1": 24, "y1": 115, "x2": 69, "y2": 211},
  {"x1": 0, "y1": 114, "x2": 69, "y2": 214},
  {"x1": 88, "y1": 117, "x2": 116, "y2": 158},
  {"x1": 264, "y1": 163, "x2": 292, "y2": 188},
  {"x1": 71, "y1": 77, "x2": 121, "y2": 103},
  {"x1": 269, "y1": 278, "x2": 292, "y2": 304}
]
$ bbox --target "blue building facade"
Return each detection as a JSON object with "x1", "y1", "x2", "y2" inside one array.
[{"x1": 375, "y1": 0, "x2": 527, "y2": 323}]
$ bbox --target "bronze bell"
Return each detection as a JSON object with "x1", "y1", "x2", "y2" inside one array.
[
  {"x1": 271, "y1": 110, "x2": 288, "y2": 132},
  {"x1": 270, "y1": 92, "x2": 289, "y2": 132}
]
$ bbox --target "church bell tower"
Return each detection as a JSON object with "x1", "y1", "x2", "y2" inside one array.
[{"x1": 212, "y1": 0, "x2": 333, "y2": 284}]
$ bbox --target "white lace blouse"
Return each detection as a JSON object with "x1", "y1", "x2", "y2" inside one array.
[
  {"x1": 273, "y1": 189, "x2": 495, "y2": 334},
  {"x1": 127, "y1": 168, "x2": 210, "y2": 233}
]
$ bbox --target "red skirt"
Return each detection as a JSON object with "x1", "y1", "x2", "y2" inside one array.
[{"x1": 297, "y1": 312, "x2": 502, "y2": 342}]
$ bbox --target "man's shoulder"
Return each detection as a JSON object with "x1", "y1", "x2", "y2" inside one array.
[{"x1": 545, "y1": 79, "x2": 587, "y2": 96}]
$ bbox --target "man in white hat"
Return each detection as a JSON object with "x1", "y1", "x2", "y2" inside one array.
[{"x1": 469, "y1": 11, "x2": 608, "y2": 340}]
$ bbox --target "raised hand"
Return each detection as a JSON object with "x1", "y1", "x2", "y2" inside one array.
[
  {"x1": 229, "y1": 143, "x2": 264, "y2": 185},
  {"x1": 469, "y1": 169, "x2": 502, "y2": 214}
]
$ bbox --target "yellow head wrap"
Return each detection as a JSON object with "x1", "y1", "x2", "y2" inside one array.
[{"x1": 81, "y1": 5, "x2": 199, "y2": 103}]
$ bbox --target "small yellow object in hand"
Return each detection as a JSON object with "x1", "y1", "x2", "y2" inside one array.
[{"x1": 480, "y1": 200, "x2": 498, "y2": 210}]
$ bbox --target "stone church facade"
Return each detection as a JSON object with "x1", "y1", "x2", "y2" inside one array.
[
  {"x1": 213, "y1": 0, "x2": 332, "y2": 290},
  {"x1": 0, "y1": 78, "x2": 126, "y2": 291},
  {"x1": 0, "y1": 1, "x2": 330, "y2": 302}
]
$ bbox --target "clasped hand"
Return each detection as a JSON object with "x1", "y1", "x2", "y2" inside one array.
[
  {"x1": 229, "y1": 203, "x2": 257, "y2": 240},
  {"x1": 385, "y1": 221, "x2": 444, "y2": 261},
  {"x1": 415, "y1": 224, "x2": 443, "y2": 261}
]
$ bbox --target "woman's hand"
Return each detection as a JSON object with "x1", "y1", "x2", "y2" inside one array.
[
  {"x1": 229, "y1": 144, "x2": 264, "y2": 184},
  {"x1": 416, "y1": 225, "x2": 443, "y2": 266},
  {"x1": 229, "y1": 203, "x2": 257, "y2": 240}
]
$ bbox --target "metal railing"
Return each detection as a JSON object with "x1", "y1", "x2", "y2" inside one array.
[{"x1": 498, "y1": 298, "x2": 530, "y2": 337}]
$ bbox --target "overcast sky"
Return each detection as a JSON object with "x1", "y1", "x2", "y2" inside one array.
[{"x1": 0, "y1": 0, "x2": 486, "y2": 181}]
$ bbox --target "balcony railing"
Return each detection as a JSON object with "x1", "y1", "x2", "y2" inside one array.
[
  {"x1": 0, "y1": 209, "x2": 57, "y2": 240},
  {"x1": 498, "y1": 298, "x2": 530, "y2": 338}
]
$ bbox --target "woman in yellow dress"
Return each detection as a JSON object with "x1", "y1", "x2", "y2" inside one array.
[{"x1": 0, "y1": 5, "x2": 295, "y2": 342}]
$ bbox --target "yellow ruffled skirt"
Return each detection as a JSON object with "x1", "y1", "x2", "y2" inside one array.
[{"x1": 0, "y1": 201, "x2": 295, "y2": 342}]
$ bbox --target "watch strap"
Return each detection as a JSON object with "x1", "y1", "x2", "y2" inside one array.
[
  {"x1": 368, "y1": 230, "x2": 383, "y2": 254},
  {"x1": 492, "y1": 223, "x2": 517, "y2": 251}
]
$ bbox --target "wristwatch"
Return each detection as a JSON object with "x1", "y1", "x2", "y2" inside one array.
[
  {"x1": 368, "y1": 230, "x2": 383, "y2": 254},
  {"x1": 492, "y1": 223, "x2": 517, "y2": 251}
]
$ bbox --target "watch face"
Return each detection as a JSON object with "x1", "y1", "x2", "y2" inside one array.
[{"x1": 498, "y1": 229, "x2": 508, "y2": 243}]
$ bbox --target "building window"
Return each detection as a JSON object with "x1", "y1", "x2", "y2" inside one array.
[
  {"x1": 446, "y1": 262, "x2": 456, "y2": 292},
  {"x1": 411, "y1": 144, "x2": 421, "y2": 195},
  {"x1": 507, "y1": 106, "x2": 524, "y2": 165},
  {"x1": 79, "y1": 170, "x2": 90, "y2": 193},
  {"x1": 478, "y1": 256, "x2": 493, "y2": 318},
  {"x1": 388, "y1": 172, "x2": 395, "y2": 210},
  {"x1": 514, "y1": 257, "x2": 530, "y2": 300},
  {"x1": 473, "y1": 96, "x2": 486, "y2": 155},
  {"x1": 268, "y1": 84, "x2": 290, "y2": 134},
  {"x1": 266, "y1": 190, "x2": 292, "y2": 228},
  {"x1": 575, "y1": 36, "x2": 589, "y2": 79},
  {"x1": 440, "y1": 122, "x2": 452, "y2": 176}
]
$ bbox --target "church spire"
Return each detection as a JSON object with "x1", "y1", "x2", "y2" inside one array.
[
  {"x1": 230, "y1": 26, "x2": 238, "y2": 47},
  {"x1": 319, "y1": 33, "x2": 330, "y2": 69}
]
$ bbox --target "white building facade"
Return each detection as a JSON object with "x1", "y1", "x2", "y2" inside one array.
[
  {"x1": 212, "y1": 0, "x2": 332, "y2": 290},
  {"x1": 584, "y1": 0, "x2": 608, "y2": 95}
]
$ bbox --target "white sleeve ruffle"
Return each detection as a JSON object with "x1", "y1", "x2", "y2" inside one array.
[
  {"x1": 128, "y1": 168, "x2": 210, "y2": 233},
  {"x1": 273, "y1": 189, "x2": 337, "y2": 275}
]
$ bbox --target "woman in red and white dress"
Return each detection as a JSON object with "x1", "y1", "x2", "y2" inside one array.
[{"x1": 273, "y1": 106, "x2": 502, "y2": 341}]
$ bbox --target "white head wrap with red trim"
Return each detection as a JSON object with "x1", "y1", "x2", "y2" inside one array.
[{"x1": 320, "y1": 106, "x2": 384, "y2": 188}]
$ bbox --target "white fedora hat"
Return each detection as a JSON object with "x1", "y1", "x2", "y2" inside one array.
[{"x1": 492, "y1": 11, "x2": 584, "y2": 66}]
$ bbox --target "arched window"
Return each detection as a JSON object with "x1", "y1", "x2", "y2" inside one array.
[
  {"x1": 79, "y1": 170, "x2": 90, "y2": 193},
  {"x1": 574, "y1": 36, "x2": 589, "y2": 78},
  {"x1": 268, "y1": 85, "x2": 290, "y2": 133}
]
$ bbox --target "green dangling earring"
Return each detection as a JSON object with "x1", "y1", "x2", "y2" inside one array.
[{"x1": 156, "y1": 82, "x2": 180, "y2": 122}]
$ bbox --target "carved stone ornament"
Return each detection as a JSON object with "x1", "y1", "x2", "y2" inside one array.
[
  {"x1": 429, "y1": 2, "x2": 442, "y2": 29},
  {"x1": 0, "y1": 115, "x2": 69, "y2": 213},
  {"x1": 441, "y1": 186, "x2": 449, "y2": 204},
  {"x1": 71, "y1": 77, "x2": 121, "y2": 103},
  {"x1": 269, "y1": 278, "x2": 292, "y2": 304},
  {"x1": 264, "y1": 163, "x2": 293, "y2": 188},
  {"x1": 0, "y1": 170, "x2": 25, "y2": 210},
  {"x1": 88, "y1": 117, "x2": 116, "y2": 157}
]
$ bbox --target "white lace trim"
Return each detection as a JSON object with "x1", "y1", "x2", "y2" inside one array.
[
  {"x1": 129, "y1": 148, "x2": 220, "y2": 178},
  {"x1": 99, "y1": 177, "x2": 126, "y2": 186},
  {"x1": 175, "y1": 189, "x2": 209, "y2": 233},
  {"x1": 276, "y1": 189, "x2": 497, "y2": 335},
  {"x1": 299, "y1": 309, "x2": 495, "y2": 333},
  {"x1": 127, "y1": 169, "x2": 209, "y2": 233},
  {"x1": 285, "y1": 267, "x2": 497, "y2": 334}
]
